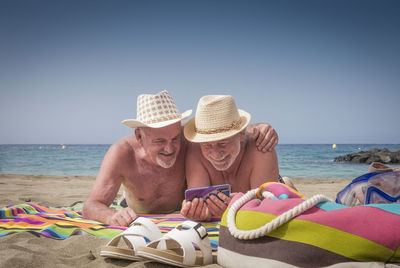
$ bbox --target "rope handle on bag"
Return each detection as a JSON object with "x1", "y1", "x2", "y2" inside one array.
[{"x1": 227, "y1": 188, "x2": 332, "y2": 240}]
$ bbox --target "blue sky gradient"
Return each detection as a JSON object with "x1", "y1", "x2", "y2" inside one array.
[{"x1": 1, "y1": 0, "x2": 399, "y2": 144}]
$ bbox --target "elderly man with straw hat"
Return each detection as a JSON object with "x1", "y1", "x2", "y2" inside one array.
[
  {"x1": 181, "y1": 95, "x2": 280, "y2": 221},
  {"x1": 83, "y1": 91, "x2": 278, "y2": 226}
]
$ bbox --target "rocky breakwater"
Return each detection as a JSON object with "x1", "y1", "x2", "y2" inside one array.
[{"x1": 334, "y1": 148, "x2": 400, "y2": 164}]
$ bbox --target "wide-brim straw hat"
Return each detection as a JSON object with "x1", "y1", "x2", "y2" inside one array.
[
  {"x1": 122, "y1": 90, "x2": 192, "y2": 128},
  {"x1": 184, "y1": 95, "x2": 251, "y2": 143}
]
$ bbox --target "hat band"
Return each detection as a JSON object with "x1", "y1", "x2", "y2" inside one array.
[
  {"x1": 142, "y1": 114, "x2": 181, "y2": 124},
  {"x1": 195, "y1": 119, "x2": 242, "y2": 134}
]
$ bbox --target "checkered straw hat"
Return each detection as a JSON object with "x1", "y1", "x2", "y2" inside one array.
[
  {"x1": 184, "y1": 95, "x2": 251, "y2": 143},
  {"x1": 122, "y1": 90, "x2": 192, "y2": 128}
]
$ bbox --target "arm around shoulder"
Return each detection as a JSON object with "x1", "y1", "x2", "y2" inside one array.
[{"x1": 246, "y1": 123, "x2": 278, "y2": 152}]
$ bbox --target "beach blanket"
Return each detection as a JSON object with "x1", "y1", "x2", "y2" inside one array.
[{"x1": 0, "y1": 203, "x2": 220, "y2": 250}]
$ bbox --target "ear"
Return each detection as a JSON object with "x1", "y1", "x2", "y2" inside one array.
[
  {"x1": 135, "y1": 128, "x2": 143, "y2": 144},
  {"x1": 240, "y1": 130, "x2": 246, "y2": 142}
]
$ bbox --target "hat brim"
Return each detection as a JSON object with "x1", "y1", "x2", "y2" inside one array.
[
  {"x1": 122, "y1": 109, "x2": 192, "y2": 128},
  {"x1": 184, "y1": 110, "x2": 251, "y2": 143}
]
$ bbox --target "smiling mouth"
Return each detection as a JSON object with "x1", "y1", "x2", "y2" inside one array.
[
  {"x1": 210, "y1": 155, "x2": 229, "y2": 163},
  {"x1": 159, "y1": 152, "x2": 175, "y2": 157}
]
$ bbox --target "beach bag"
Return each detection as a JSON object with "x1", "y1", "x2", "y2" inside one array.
[
  {"x1": 336, "y1": 171, "x2": 400, "y2": 206},
  {"x1": 218, "y1": 182, "x2": 400, "y2": 268}
]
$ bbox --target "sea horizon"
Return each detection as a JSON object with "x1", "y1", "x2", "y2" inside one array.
[{"x1": 1, "y1": 144, "x2": 399, "y2": 178}]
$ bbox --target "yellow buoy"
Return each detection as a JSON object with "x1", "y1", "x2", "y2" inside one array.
[
  {"x1": 332, "y1": 144, "x2": 337, "y2": 150},
  {"x1": 62, "y1": 145, "x2": 66, "y2": 149}
]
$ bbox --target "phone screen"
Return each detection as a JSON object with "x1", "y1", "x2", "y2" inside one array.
[{"x1": 185, "y1": 184, "x2": 231, "y2": 201}]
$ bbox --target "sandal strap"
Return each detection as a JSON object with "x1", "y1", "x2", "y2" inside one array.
[
  {"x1": 107, "y1": 217, "x2": 162, "y2": 252},
  {"x1": 149, "y1": 220, "x2": 212, "y2": 266},
  {"x1": 130, "y1": 217, "x2": 163, "y2": 241}
]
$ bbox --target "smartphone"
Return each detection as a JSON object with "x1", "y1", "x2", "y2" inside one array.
[{"x1": 185, "y1": 184, "x2": 231, "y2": 201}]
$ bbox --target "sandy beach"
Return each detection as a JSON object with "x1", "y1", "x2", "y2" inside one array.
[{"x1": 0, "y1": 174, "x2": 352, "y2": 267}]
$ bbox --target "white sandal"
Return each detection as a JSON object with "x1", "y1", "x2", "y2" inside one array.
[
  {"x1": 137, "y1": 221, "x2": 213, "y2": 267},
  {"x1": 100, "y1": 217, "x2": 162, "y2": 261}
]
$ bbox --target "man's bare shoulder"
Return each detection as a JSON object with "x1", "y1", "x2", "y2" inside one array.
[
  {"x1": 186, "y1": 141, "x2": 203, "y2": 159},
  {"x1": 185, "y1": 141, "x2": 212, "y2": 170},
  {"x1": 106, "y1": 136, "x2": 137, "y2": 163},
  {"x1": 187, "y1": 140, "x2": 201, "y2": 151}
]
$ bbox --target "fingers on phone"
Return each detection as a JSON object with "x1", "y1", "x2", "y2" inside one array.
[
  {"x1": 180, "y1": 200, "x2": 191, "y2": 217},
  {"x1": 183, "y1": 198, "x2": 205, "y2": 221},
  {"x1": 206, "y1": 194, "x2": 228, "y2": 217},
  {"x1": 218, "y1": 192, "x2": 230, "y2": 203},
  {"x1": 187, "y1": 198, "x2": 198, "y2": 218},
  {"x1": 200, "y1": 205, "x2": 209, "y2": 221}
]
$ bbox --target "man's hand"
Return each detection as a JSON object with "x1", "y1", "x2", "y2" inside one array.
[
  {"x1": 251, "y1": 123, "x2": 278, "y2": 152},
  {"x1": 108, "y1": 207, "x2": 137, "y2": 227},
  {"x1": 180, "y1": 198, "x2": 211, "y2": 221},
  {"x1": 205, "y1": 193, "x2": 231, "y2": 217}
]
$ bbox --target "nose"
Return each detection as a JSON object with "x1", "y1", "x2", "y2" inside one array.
[
  {"x1": 163, "y1": 142, "x2": 175, "y2": 154},
  {"x1": 210, "y1": 148, "x2": 224, "y2": 160}
]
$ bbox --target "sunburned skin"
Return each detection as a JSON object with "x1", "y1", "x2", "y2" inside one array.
[
  {"x1": 83, "y1": 122, "x2": 278, "y2": 226},
  {"x1": 122, "y1": 140, "x2": 186, "y2": 213},
  {"x1": 182, "y1": 131, "x2": 279, "y2": 221},
  {"x1": 83, "y1": 91, "x2": 279, "y2": 227},
  {"x1": 83, "y1": 123, "x2": 186, "y2": 226}
]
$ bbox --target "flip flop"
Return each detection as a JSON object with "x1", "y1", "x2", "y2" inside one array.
[
  {"x1": 137, "y1": 221, "x2": 213, "y2": 267},
  {"x1": 100, "y1": 217, "x2": 162, "y2": 261}
]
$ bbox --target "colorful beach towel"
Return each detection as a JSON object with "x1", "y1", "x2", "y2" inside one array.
[
  {"x1": 218, "y1": 183, "x2": 400, "y2": 268},
  {"x1": 0, "y1": 203, "x2": 220, "y2": 250}
]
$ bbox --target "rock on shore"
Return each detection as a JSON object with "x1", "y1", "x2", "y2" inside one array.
[{"x1": 334, "y1": 148, "x2": 400, "y2": 164}]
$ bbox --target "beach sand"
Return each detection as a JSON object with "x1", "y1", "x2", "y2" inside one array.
[{"x1": 0, "y1": 174, "x2": 352, "y2": 267}]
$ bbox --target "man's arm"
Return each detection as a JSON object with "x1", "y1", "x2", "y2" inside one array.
[
  {"x1": 83, "y1": 142, "x2": 137, "y2": 226},
  {"x1": 180, "y1": 142, "x2": 212, "y2": 221},
  {"x1": 246, "y1": 123, "x2": 278, "y2": 152},
  {"x1": 184, "y1": 142, "x2": 211, "y2": 189}
]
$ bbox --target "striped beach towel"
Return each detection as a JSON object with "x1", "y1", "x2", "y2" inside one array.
[
  {"x1": 0, "y1": 203, "x2": 220, "y2": 249},
  {"x1": 218, "y1": 183, "x2": 400, "y2": 267}
]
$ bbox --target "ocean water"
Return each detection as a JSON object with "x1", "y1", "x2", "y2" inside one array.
[
  {"x1": 0, "y1": 144, "x2": 399, "y2": 179},
  {"x1": 277, "y1": 144, "x2": 400, "y2": 178},
  {"x1": 0, "y1": 144, "x2": 109, "y2": 176}
]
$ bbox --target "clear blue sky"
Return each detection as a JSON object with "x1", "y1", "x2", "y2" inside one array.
[{"x1": 1, "y1": 0, "x2": 399, "y2": 144}]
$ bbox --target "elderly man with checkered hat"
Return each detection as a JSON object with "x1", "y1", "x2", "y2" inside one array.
[{"x1": 83, "y1": 91, "x2": 278, "y2": 226}]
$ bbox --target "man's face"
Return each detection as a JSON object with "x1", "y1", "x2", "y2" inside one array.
[
  {"x1": 139, "y1": 122, "x2": 182, "y2": 168},
  {"x1": 200, "y1": 133, "x2": 242, "y2": 171}
]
